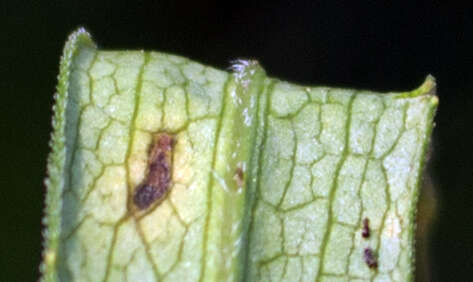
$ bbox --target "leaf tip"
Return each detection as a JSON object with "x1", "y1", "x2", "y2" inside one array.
[
  {"x1": 421, "y1": 74, "x2": 437, "y2": 95},
  {"x1": 67, "y1": 27, "x2": 94, "y2": 46},
  {"x1": 396, "y1": 75, "x2": 438, "y2": 101}
]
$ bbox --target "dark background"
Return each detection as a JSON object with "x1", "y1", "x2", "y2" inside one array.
[{"x1": 1, "y1": 1, "x2": 472, "y2": 281}]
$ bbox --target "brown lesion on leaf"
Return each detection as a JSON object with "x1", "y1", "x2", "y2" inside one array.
[
  {"x1": 363, "y1": 247, "x2": 378, "y2": 269},
  {"x1": 234, "y1": 166, "x2": 244, "y2": 188},
  {"x1": 362, "y1": 217, "x2": 370, "y2": 239},
  {"x1": 133, "y1": 132, "x2": 175, "y2": 211}
]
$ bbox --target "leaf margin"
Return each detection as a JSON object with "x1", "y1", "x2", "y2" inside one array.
[
  {"x1": 40, "y1": 27, "x2": 96, "y2": 282},
  {"x1": 404, "y1": 75, "x2": 438, "y2": 282}
]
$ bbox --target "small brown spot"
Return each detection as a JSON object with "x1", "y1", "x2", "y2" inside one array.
[
  {"x1": 234, "y1": 167, "x2": 244, "y2": 187},
  {"x1": 362, "y1": 218, "x2": 370, "y2": 238},
  {"x1": 133, "y1": 133, "x2": 174, "y2": 210},
  {"x1": 363, "y1": 247, "x2": 378, "y2": 269}
]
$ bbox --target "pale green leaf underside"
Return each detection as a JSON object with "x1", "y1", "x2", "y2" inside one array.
[{"x1": 41, "y1": 28, "x2": 437, "y2": 282}]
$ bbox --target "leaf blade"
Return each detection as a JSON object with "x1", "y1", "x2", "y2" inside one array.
[
  {"x1": 244, "y1": 78, "x2": 437, "y2": 281},
  {"x1": 42, "y1": 28, "x2": 438, "y2": 282}
]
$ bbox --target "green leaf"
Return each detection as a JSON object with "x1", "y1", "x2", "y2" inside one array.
[{"x1": 41, "y1": 28, "x2": 437, "y2": 282}]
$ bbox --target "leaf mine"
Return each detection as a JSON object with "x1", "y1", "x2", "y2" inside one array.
[{"x1": 133, "y1": 133, "x2": 174, "y2": 210}]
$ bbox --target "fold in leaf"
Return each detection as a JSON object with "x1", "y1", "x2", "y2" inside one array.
[{"x1": 41, "y1": 28, "x2": 437, "y2": 282}]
